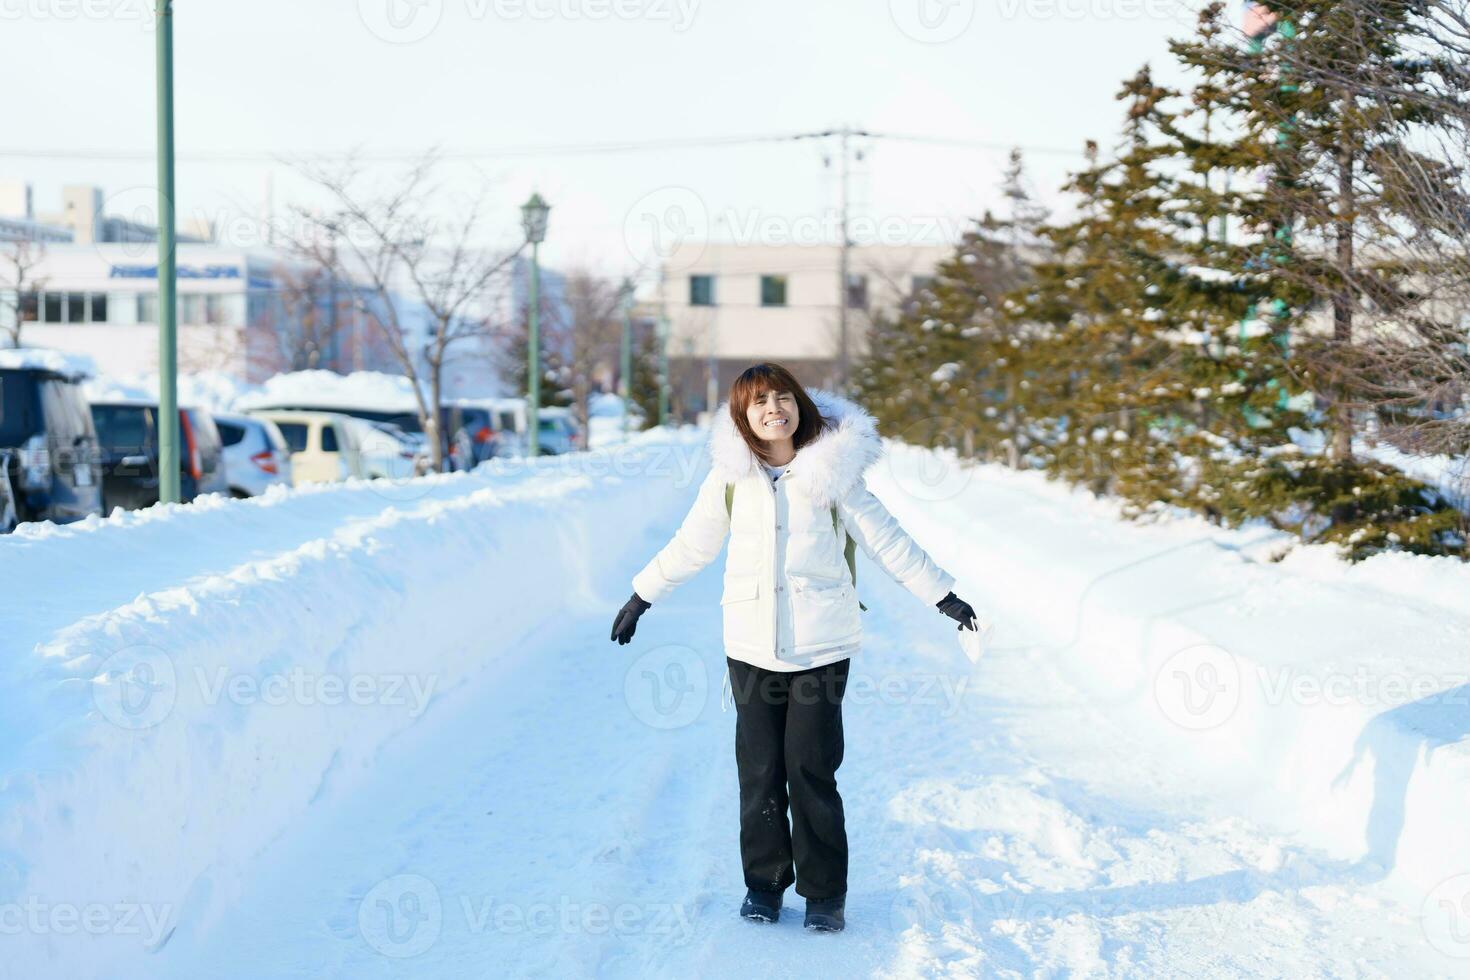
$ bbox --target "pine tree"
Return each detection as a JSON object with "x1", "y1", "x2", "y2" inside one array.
[
  {"x1": 1167, "y1": 0, "x2": 1467, "y2": 556},
  {"x1": 855, "y1": 150, "x2": 1048, "y2": 465}
]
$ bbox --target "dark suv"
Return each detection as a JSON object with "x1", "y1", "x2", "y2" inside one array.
[
  {"x1": 89, "y1": 401, "x2": 230, "y2": 513},
  {"x1": 0, "y1": 364, "x2": 103, "y2": 530}
]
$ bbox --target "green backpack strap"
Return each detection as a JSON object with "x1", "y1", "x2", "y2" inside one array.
[
  {"x1": 727, "y1": 483, "x2": 866, "y2": 612},
  {"x1": 830, "y1": 505, "x2": 867, "y2": 612}
]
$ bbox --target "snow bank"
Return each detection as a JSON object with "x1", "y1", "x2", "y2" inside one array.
[
  {"x1": 233, "y1": 370, "x2": 423, "y2": 413},
  {"x1": 0, "y1": 434, "x2": 706, "y2": 979},
  {"x1": 877, "y1": 442, "x2": 1470, "y2": 907}
]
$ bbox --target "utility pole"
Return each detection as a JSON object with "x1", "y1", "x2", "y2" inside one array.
[
  {"x1": 837, "y1": 126, "x2": 851, "y2": 391},
  {"x1": 155, "y1": 0, "x2": 179, "y2": 504},
  {"x1": 794, "y1": 126, "x2": 869, "y2": 392}
]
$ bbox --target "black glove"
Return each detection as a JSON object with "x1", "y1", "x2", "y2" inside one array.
[
  {"x1": 610, "y1": 592, "x2": 652, "y2": 645},
  {"x1": 935, "y1": 591, "x2": 978, "y2": 631}
]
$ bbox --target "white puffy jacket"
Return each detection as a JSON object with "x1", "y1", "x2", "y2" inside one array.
[{"x1": 632, "y1": 390, "x2": 956, "y2": 672}]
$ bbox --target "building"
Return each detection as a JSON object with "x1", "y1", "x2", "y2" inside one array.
[
  {"x1": 0, "y1": 182, "x2": 436, "y2": 387},
  {"x1": 656, "y1": 242, "x2": 952, "y2": 418}
]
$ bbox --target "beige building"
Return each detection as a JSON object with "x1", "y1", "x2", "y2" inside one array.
[{"x1": 656, "y1": 242, "x2": 951, "y2": 418}]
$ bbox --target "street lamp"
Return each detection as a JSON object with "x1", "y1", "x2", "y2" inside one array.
[
  {"x1": 521, "y1": 193, "x2": 550, "y2": 457},
  {"x1": 155, "y1": 0, "x2": 179, "y2": 504}
]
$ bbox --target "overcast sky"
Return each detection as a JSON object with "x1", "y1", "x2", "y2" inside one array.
[{"x1": 6, "y1": 0, "x2": 1217, "y2": 285}]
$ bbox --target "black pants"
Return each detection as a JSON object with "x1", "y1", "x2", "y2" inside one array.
[{"x1": 727, "y1": 656, "x2": 850, "y2": 900}]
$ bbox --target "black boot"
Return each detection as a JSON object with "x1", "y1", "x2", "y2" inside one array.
[
  {"x1": 803, "y1": 894, "x2": 845, "y2": 932},
  {"x1": 740, "y1": 888, "x2": 783, "y2": 923}
]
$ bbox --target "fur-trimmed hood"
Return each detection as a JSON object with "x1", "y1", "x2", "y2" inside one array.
[{"x1": 708, "y1": 389, "x2": 883, "y2": 506}]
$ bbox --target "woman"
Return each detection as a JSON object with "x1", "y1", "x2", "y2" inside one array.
[{"x1": 608, "y1": 362, "x2": 978, "y2": 933}]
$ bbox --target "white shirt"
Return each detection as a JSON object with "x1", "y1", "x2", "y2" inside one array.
[{"x1": 761, "y1": 461, "x2": 786, "y2": 483}]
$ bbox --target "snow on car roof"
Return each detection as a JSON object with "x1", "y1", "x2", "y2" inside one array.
[{"x1": 0, "y1": 348, "x2": 97, "y2": 379}]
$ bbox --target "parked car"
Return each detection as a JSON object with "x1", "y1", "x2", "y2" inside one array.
[
  {"x1": 0, "y1": 357, "x2": 102, "y2": 529},
  {"x1": 488, "y1": 400, "x2": 529, "y2": 458},
  {"x1": 89, "y1": 400, "x2": 230, "y2": 512},
  {"x1": 246, "y1": 409, "x2": 363, "y2": 486},
  {"x1": 443, "y1": 399, "x2": 528, "y2": 467},
  {"x1": 535, "y1": 407, "x2": 584, "y2": 455},
  {"x1": 347, "y1": 417, "x2": 428, "y2": 480},
  {"x1": 214, "y1": 412, "x2": 293, "y2": 497}
]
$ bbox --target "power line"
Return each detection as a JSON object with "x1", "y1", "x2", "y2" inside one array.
[{"x1": 0, "y1": 129, "x2": 1090, "y2": 165}]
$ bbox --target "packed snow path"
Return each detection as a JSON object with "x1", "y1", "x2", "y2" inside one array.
[{"x1": 6, "y1": 433, "x2": 1470, "y2": 978}]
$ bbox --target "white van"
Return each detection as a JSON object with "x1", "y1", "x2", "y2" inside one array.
[{"x1": 246, "y1": 410, "x2": 363, "y2": 486}]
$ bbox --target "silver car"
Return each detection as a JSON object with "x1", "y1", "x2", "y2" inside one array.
[{"x1": 214, "y1": 412, "x2": 294, "y2": 497}]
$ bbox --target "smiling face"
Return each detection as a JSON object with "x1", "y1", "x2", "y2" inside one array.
[{"x1": 745, "y1": 388, "x2": 800, "y2": 444}]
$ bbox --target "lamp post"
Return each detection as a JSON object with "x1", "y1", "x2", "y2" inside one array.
[
  {"x1": 155, "y1": 0, "x2": 179, "y2": 504},
  {"x1": 619, "y1": 277, "x2": 634, "y2": 441},
  {"x1": 521, "y1": 193, "x2": 550, "y2": 457}
]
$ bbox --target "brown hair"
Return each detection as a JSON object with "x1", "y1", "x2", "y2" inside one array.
[{"x1": 728, "y1": 362, "x2": 830, "y2": 465}]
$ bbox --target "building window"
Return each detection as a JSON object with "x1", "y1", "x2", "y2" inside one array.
[
  {"x1": 137, "y1": 293, "x2": 159, "y2": 324},
  {"x1": 760, "y1": 275, "x2": 787, "y2": 308},
  {"x1": 107, "y1": 292, "x2": 137, "y2": 325},
  {"x1": 43, "y1": 293, "x2": 62, "y2": 323},
  {"x1": 89, "y1": 293, "x2": 108, "y2": 324},
  {"x1": 689, "y1": 275, "x2": 715, "y2": 307},
  {"x1": 911, "y1": 275, "x2": 935, "y2": 295},
  {"x1": 181, "y1": 294, "x2": 205, "y2": 324},
  {"x1": 845, "y1": 274, "x2": 868, "y2": 310},
  {"x1": 19, "y1": 292, "x2": 38, "y2": 322}
]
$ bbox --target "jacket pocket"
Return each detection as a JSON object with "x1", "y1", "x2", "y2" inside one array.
[
  {"x1": 789, "y1": 574, "x2": 859, "y2": 648},
  {"x1": 789, "y1": 573, "x2": 850, "y2": 598},
  {"x1": 720, "y1": 573, "x2": 760, "y2": 605}
]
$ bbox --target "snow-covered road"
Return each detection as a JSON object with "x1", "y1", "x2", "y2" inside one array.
[{"x1": 7, "y1": 433, "x2": 1470, "y2": 977}]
